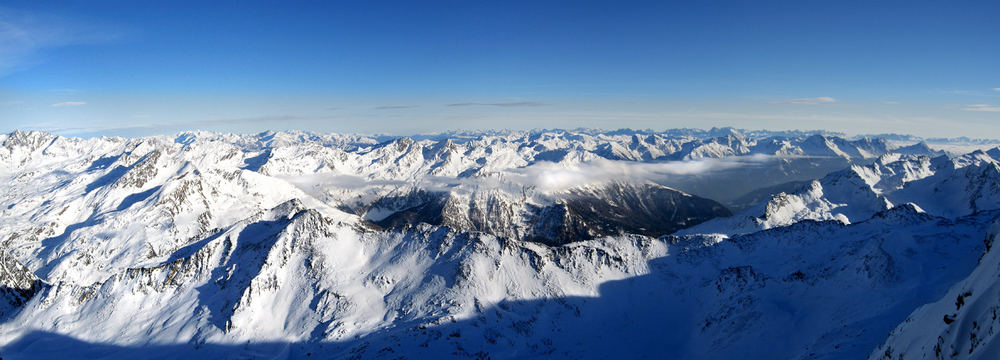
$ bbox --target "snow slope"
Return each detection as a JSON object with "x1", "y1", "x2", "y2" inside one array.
[
  {"x1": 2, "y1": 204, "x2": 995, "y2": 359},
  {"x1": 0, "y1": 129, "x2": 995, "y2": 359},
  {"x1": 871, "y1": 221, "x2": 1000, "y2": 360}
]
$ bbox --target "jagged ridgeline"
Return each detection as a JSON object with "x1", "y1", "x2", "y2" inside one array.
[{"x1": 5, "y1": 128, "x2": 1000, "y2": 359}]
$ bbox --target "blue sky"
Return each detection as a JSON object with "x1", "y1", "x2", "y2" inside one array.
[{"x1": 1, "y1": 0, "x2": 998, "y2": 137}]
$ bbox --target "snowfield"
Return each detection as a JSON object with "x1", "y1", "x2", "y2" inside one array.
[{"x1": 1, "y1": 128, "x2": 999, "y2": 359}]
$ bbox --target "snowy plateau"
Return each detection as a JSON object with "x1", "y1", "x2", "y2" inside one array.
[{"x1": 2, "y1": 128, "x2": 1000, "y2": 359}]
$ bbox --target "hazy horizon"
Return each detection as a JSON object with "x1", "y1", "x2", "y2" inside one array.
[{"x1": 6, "y1": 126, "x2": 1000, "y2": 145}]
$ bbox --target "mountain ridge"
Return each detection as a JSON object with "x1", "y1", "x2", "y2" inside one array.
[{"x1": 2, "y1": 128, "x2": 1000, "y2": 359}]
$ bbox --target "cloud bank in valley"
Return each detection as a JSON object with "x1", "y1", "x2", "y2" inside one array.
[
  {"x1": 281, "y1": 155, "x2": 782, "y2": 202},
  {"x1": 508, "y1": 156, "x2": 776, "y2": 192}
]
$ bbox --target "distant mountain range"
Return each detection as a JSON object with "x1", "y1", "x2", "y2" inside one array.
[{"x1": 2, "y1": 128, "x2": 1000, "y2": 359}]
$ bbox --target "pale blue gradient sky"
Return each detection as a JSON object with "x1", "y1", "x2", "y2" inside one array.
[{"x1": 1, "y1": 1, "x2": 998, "y2": 138}]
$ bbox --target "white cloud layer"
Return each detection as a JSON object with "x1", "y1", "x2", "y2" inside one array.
[
  {"x1": 447, "y1": 101, "x2": 546, "y2": 107},
  {"x1": 51, "y1": 101, "x2": 86, "y2": 107},
  {"x1": 962, "y1": 104, "x2": 1000, "y2": 112},
  {"x1": 768, "y1": 97, "x2": 837, "y2": 105},
  {"x1": 281, "y1": 156, "x2": 785, "y2": 202},
  {"x1": 507, "y1": 156, "x2": 777, "y2": 192}
]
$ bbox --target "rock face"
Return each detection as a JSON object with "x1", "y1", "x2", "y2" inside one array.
[
  {"x1": 0, "y1": 128, "x2": 995, "y2": 359},
  {"x1": 371, "y1": 182, "x2": 731, "y2": 245},
  {"x1": 558, "y1": 182, "x2": 731, "y2": 239},
  {"x1": 0, "y1": 250, "x2": 42, "y2": 312}
]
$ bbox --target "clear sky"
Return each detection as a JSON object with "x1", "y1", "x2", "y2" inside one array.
[{"x1": 1, "y1": 0, "x2": 998, "y2": 138}]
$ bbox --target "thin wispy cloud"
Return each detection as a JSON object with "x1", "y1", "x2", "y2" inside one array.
[
  {"x1": 447, "y1": 101, "x2": 547, "y2": 107},
  {"x1": 0, "y1": 7, "x2": 123, "y2": 77},
  {"x1": 942, "y1": 89, "x2": 1000, "y2": 97},
  {"x1": 375, "y1": 105, "x2": 418, "y2": 110},
  {"x1": 963, "y1": 104, "x2": 1000, "y2": 112},
  {"x1": 768, "y1": 97, "x2": 837, "y2": 105},
  {"x1": 51, "y1": 101, "x2": 86, "y2": 107}
]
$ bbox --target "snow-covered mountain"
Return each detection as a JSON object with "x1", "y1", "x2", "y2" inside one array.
[
  {"x1": 681, "y1": 151, "x2": 1000, "y2": 236},
  {"x1": 0, "y1": 128, "x2": 997, "y2": 359}
]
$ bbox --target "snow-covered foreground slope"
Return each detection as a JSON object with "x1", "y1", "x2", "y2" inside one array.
[
  {"x1": 2, "y1": 203, "x2": 997, "y2": 359},
  {"x1": 0, "y1": 129, "x2": 998, "y2": 359},
  {"x1": 871, "y1": 221, "x2": 1000, "y2": 360}
]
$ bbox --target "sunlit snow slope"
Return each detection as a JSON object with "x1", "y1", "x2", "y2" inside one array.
[{"x1": 0, "y1": 128, "x2": 998, "y2": 359}]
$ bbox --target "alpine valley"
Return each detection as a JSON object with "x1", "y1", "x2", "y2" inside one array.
[{"x1": 2, "y1": 128, "x2": 1000, "y2": 359}]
